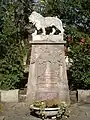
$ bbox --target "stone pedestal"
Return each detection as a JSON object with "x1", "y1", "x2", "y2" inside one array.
[{"x1": 27, "y1": 35, "x2": 70, "y2": 104}]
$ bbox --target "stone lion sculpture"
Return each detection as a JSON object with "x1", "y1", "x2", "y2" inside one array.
[{"x1": 29, "y1": 11, "x2": 64, "y2": 35}]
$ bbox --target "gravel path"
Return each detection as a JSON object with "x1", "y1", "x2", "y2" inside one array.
[{"x1": 0, "y1": 102, "x2": 90, "y2": 120}]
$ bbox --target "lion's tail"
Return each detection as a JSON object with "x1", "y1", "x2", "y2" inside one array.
[{"x1": 55, "y1": 17, "x2": 64, "y2": 33}]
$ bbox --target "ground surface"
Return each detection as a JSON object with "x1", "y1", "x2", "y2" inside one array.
[{"x1": 0, "y1": 101, "x2": 90, "y2": 120}]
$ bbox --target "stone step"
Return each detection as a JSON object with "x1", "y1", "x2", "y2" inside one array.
[
  {"x1": 70, "y1": 91, "x2": 77, "y2": 104},
  {"x1": 19, "y1": 94, "x2": 26, "y2": 102}
]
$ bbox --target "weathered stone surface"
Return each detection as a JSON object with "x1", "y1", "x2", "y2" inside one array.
[
  {"x1": 27, "y1": 35, "x2": 70, "y2": 104},
  {"x1": 1, "y1": 90, "x2": 19, "y2": 102}
]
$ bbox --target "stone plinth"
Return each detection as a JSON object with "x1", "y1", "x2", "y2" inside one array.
[
  {"x1": 31, "y1": 34, "x2": 64, "y2": 42},
  {"x1": 27, "y1": 35, "x2": 70, "y2": 104}
]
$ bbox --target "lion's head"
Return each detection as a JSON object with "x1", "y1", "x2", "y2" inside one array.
[{"x1": 29, "y1": 11, "x2": 43, "y2": 25}]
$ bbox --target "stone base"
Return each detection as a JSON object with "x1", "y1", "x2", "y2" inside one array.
[{"x1": 27, "y1": 36, "x2": 70, "y2": 104}]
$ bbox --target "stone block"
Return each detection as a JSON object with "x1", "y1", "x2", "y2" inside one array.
[
  {"x1": 1, "y1": 89, "x2": 19, "y2": 102},
  {"x1": 78, "y1": 90, "x2": 90, "y2": 102}
]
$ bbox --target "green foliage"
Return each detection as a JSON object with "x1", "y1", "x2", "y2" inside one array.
[
  {"x1": 68, "y1": 38, "x2": 90, "y2": 89},
  {"x1": 0, "y1": 0, "x2": 32, "y2": 90}
]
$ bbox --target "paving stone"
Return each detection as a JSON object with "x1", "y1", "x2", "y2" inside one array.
[{"x1": 0, "y1": 102, "x2": 90, "y2": 120}]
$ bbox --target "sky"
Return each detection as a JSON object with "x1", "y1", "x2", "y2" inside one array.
[{"x1": 33, "y1": 0, "x2": 40, "y2": 3}]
